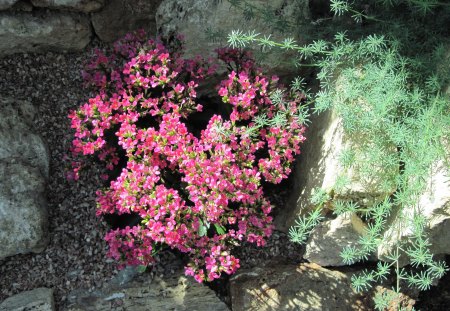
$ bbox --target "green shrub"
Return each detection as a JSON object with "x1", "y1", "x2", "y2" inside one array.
[{"x1": 226, "y1": 0, "x2": 450, "y2": 309}]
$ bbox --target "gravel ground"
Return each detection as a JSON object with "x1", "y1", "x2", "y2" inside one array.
[
  {"x1": 1, "y1": 39, "x2": 448, "y2": 311},
  {"x1": 0, "y1": 42, "x2": 120, "y2": 309},
  {"x1": 0, "y1": 41, "x2": 304, "y2": 310}
]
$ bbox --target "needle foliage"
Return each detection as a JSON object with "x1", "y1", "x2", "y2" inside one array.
[{"x1": 225, "y1": 0, "x2": 450, "y2": 309}]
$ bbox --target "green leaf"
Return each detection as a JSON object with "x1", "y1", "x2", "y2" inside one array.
[
  {"x1": 341, "y1": 246, "x2": 359, "y2": 265},
  {"x1": 214, "y1": 224, "x2": 226, "y2": 235},
  {"x1": 288, "y1": 207, "x2": 324, "y2": 245},
  {"x1": 198, "y1": 219, "x2": 209, "y2": 237},
  {"x1": 351, "y1": 270, "x2": 374, "y2": 292},
  {"x1": 310, "y1": 188, "x2": 329, "y2": 205}
]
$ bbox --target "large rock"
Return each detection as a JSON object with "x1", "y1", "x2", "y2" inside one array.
[
  {"x1": 378, "y1": 160, "x2": 450, "y2": 262},
  {"x1": 274, "y1": 109, "x2": 343, "y2": 231},
  {"x1": 65, "y1": 270, "x2": 229, "y2": 311},
  {"x1": 0, "y1": 98, "x2": 49, "y2": 259},
  {"x1": 0, "y1": 11, "x2": 91, "y2": 57},
  {"x1": 0, "y1": 288, "x2": 55, "y2": 311},
  {"x1": 0, "y1": 161, "x2": 48, "y2": 259},
  {"x1": 230, "y1": 263, "x2": 368, "y2": 311},
  {"x1": 156, "y1": 0, "x2": 310, "y2": 76},
  {"x1": 304, "y1": 212, "x2": 368, "y2": 266},
  {"x1": 91, "y1": 0, "x2": 162, "y2": 42},
  {"x1": 0, "y1": 0, "x2": 19, "y2": 10},
  {"x1": 31, "y1": 0, "x2": 105, "y2": 12},
  {"x1": 275, "y1": 108, "x2": 396, "y2": 232},
  {"x1": 0, "y1": 98, "x2": 49, "y2": 177}
]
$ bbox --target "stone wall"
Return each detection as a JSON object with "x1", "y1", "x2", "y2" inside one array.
[
  {"x1": 0, "y1": 0, "x2": 311, "y2": 78},
  {"x1": 0, "y1": 0, "x2": 162, "y2": 57}
]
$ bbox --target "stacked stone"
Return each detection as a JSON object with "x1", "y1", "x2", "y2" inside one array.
[{"x1": 0, "y1": 0, "x2": 162, "y2": 57}]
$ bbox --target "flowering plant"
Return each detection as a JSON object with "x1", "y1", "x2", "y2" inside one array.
[{"x1": 69, "y1": 30, "x2": 307, "y2": 282}]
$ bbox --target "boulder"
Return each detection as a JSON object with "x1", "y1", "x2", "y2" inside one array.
[
  {"x1": 229, "y1": 262, "x2": 368, "y2": 311},
  {"x1": 304, "y1": 212, "x2": 368, "y2": 266},
  {"x1": 0, "y1": 288, "x2": 55, "y2": 311},
  {"x1": 0, "y1": 0, "x2": 19, "y2": 10},
  {"x1": 0, "y1": 161, "x2": 48, "y2": 259},
  {"x1": 91, "y1": 0, "x2": 162, "y2": 42},
  {"x1": 65, "y1": 270, "x2": 229, "y2": 311},
  {"x1": 378, "y1": 160, "x2": 450, "y2": 262},
  {"x1": 275, "y1": 109, "x2": 346, "y2": 232},
  {"x1": 156, "y1": 0, "x2": 311, "y2": 77},
  {"x1": 0, "y1": 98, "x2": 49, "y2": 259},
  {"x1": 0, "y1": 11, "x2": 91, "y2": 57},
  {"x1": 0, "y1": 98, "x2": 49, "y2": 177},
  {"x1": 30, "y1": 0, "x2": 105, "y2": 13},
  {"x1": 275, "y1": 107, "x2": 396, "y2": 232}
]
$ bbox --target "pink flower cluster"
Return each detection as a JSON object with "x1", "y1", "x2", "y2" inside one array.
[{"x1": 68, "y1": 31, "x2": 306, "y2": 282}]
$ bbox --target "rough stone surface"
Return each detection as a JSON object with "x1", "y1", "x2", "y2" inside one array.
[
  {"x1": 65, "y1": 270, "x2": 229, "y2": 311},
  {"x1": 156, "y1": 0, "x2": 310, "y2": 78},
  {"x1": 31, "y1": 0, "x2": 105, "y2": 12},
  {"x1": 0, "y1": 97, "x2": 49, "y2": 260},
  {"x1": 275, "y1": 107, "x2": 395, "y2": 232},
  {"x1": 275, "y1": 109, "x2": 345, "y2": 231},
  {"x1": 0, "y1": 0, "x2": 18, "y2": 10},
  {"x1": 0, "y1": 11, "x2": 91, "y2": 56},
  {"x1": 230, "y1": 262, "x2": 368, "y2": 311},
  {"x1": 91, "y1": 0, "x2": 162, "y2": 42},
  {"x1": 0, "y1": 161, "x2": 48, "y2": 259},
  {"x1": 0, "y1": 288, "x2": 55, "y2": 311},
  {"x1": 378, "y1": 160, "x2": 450, "y2": 263},
  {"x1": 8, "y1": 0, "x2": 34, "y2": 11},
  {"x1": 0, "y1": 98, "x2": 49, "y2": 177},
  {"x1": 305, "y1": 212, "x2": 368, "y2": 266}
]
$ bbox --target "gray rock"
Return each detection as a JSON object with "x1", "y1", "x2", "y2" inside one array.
[
  {"x1": 0, "y1": 288, "x2": 55, "y2": 311},
  {"x1": 0, "y1": 161, "x2": 48, "y2": 259},
  {"x1": 0, "y1": 98, "x2": 49, "y2": 259},
  {"x1": 0, "y1": 0, "x2": 18, "y2": 10},
  {"x1": 65, "y1": 270, "x2": 229, "y2": 311},
  {"x1": 230, "y1": 263, "x2": 368, "y2": 311},
  {"x1": 9, "y1": 0, "x2": 34, "y2": 11},
  {"x1": 0, "y1": 98, "x2": 49, "y2": 178},
  {"x1": 305, "y1": 212, "x2": 368, "y2": 266},
  {"x1": 0, "y1": 11, "x2": 91, "y2": 56},
  {"x1": 31, "y1": 0, "x2": 105, "y2": 12},
  {"x1": 378, "y1": 160, "x2": 450, "y2": 263},
  {"x1": 91, "y1": 0, "x2": 162, "y2": 42},
  {"x1": 275, "y1": 107, "x2": 396, "y2": 232},
  {"x1": 156, "y1": 0, "x2": 310, "y2": 78},
  {"x1": 109, "y1": 265, "x2": 142, "y2": 286}
]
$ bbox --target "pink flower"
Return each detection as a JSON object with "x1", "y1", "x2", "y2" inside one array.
[{"x1": 68, "y1": 31, "x2": 307, "y2": 284}]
